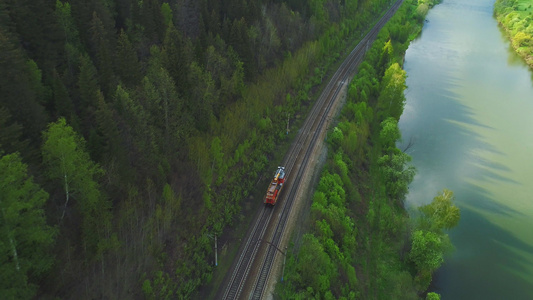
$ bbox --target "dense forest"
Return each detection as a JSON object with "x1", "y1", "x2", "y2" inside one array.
[
  {"x1": 0, "y1": 0, "x2": 439, "y2": 298},
  {"x1": 494, "y1": 0, "x2": 533, "y2": 68},
  {"x1": 277, "y1": 0, "x2": 460, "y2": 299}
]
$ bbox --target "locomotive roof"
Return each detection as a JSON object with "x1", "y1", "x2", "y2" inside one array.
[{"x1": 275, "y1": 167, "x2": 285, "y2": 178}]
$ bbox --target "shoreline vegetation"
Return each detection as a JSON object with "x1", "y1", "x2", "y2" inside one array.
[
  {"x1": 277, "y1": 0, "x2": 460, "y2": 299},
  {"x1": 494, "y1": 0, "x2": 533, "y2": 68}
]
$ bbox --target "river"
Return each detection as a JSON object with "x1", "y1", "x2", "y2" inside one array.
[{"x1": 398, "y1": 0, "x2": 533, "y2": 299}]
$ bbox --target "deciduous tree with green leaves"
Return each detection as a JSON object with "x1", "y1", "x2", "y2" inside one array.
[
  {"x1": 410, "y1": 189, "x2": 459, "y2": 292},
  {"x1": 0, "y1": 152, "x2": 56, "y2": 299},
  {"x1": 42, "y1": 118, "x2": 110, "y2": 254},
  {"x1": 378, "y1": 118, "x2": 415, "y2": 202},
  {"x1": 426, "y1": 292, "x2": 441, "y2": 300},
  {"x1": 410, "y1": 230, "x2": 443, "y2": 272},
  {"x1": 418, "y1": 189, "x2": 461, "y2": 233},
  {"x1": 377, "y1": 63, "x2": 407, "y2": 121}
]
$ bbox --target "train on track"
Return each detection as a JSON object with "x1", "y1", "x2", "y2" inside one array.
[{"x1": 264, "y1": 166, "x2": 286, "y2": 205}]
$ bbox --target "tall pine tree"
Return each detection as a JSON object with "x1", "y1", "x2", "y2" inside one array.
[
  {"x1": 0, "y1": 26, "x2": 47, "y2": 148},
  {"x1": 162, "y1": 23, "x2": 192, "y2": 95},
  {"x1": 115, "y1": 29, "x2": 142, "y2": 88},
  {"x1": 89, "y1": 12, "x2": 115, "y2": 97}
]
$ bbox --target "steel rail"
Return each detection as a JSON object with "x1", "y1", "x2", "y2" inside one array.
[{"x1": 249, "y1": 0, "x2": 405, "y2": 298}]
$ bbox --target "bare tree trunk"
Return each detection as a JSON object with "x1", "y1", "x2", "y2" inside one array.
[
  {"x1": 101, "y1": 255, "x2": 105, "y2": 286},
  {"x1": 1, "y1": 208, "x2": 20, "y2": 271},
  {"x1": 9, "y1": 236, "x2": 20, "y2": 271},
  {"x1": 61, "y1": 173, "x2": 69, "y2": 220}
]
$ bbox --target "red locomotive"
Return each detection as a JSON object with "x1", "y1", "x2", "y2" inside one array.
[{"x1": 265, "y1": 166, "x2": 286, "y2": 205}]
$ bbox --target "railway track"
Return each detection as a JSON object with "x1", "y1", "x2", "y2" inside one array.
[{"x1": 220, "y1": 1, "x2": 404, "y2": 299}]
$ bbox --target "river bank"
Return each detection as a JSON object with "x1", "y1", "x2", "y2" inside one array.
[
  {"x1": 494, "y1": 0, "x2": 533, "y2": 68},
  {"x1": 276, "y1": 0, "x2": 452, "y2": 298},
  {"x1": 399, "y1": 0, "x2": 533, "y2": 298}
]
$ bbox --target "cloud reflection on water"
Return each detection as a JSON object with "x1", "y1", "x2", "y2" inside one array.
[{"x1": 398, "y1": 0, "x2": 533, "y2": 297}]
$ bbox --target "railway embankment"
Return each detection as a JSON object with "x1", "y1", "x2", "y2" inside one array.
[{"x1": 276, "y1": 0, "x2": 456, "y2": 299}]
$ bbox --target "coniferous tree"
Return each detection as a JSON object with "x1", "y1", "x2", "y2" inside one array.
[
  {"x1": 94, "y1": 89, "x2": 128, "y2": 179},
  {"x1": 142, "y1": 64, "x2": 183, "y2": 154},
  {"x1": 138, "y1": 0, "x2": 165, "y2": 43},
  {"x1": 95, "y1": 90, "x2": 116, "y2": 154},
  {"x1": 0, "y1": 26, "x2": 47, "y2": 145},
  {"x1": 0, "y1": 107, "x2": 29, "y2": 158},
  {"x1": 55, "y1": 1, "x2": 82, "y2": 48},
  {"x1": 69, "y1": 0, "x2": 114, "y2": 49},
  {"x1": 201, "y1": 5, "x2": 221, "y2": 36},
  {"x1": 115, "y1": 29, "x2": 142, "y2": 88},
  {"x1": 0, "y1": 2, "x2": 10, "y2": 30},
  {"x1": 77, "y1": 53, "x2": 100, "y2": 133},
  {"x1": 55, "y1": 0, "x2": 83, "y2": 79},
  {"x1": 229, "y1": 17, "x2": 254, "y2": 78},
  {"x1": 51, "y1": 69, "x2": 74, "y2": 120},
  {"x1": 25, "y1": 59, "x2": 48, "y2": 106},
  {"x1": 162, "y1": 23, "x2": 192, "y2": 95},
  {"x1": 188, "y1": 62, "x2": 216, "y2": 132},
  {"x1": 114, "y1": 0, "x2": 132, "y2": 29},
  {"x1": 89, "y1": 12, "x2": 115, "y2": 97},
  {"x1": 5, "y1": 0, "x2": 64, "y2": 67},
  {"x1": 113, "y1": 84, "x2": 157, "y2": 177}
]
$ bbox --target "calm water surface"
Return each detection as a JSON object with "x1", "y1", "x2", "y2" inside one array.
[{"x1": 398, "y1": 0, "x2": 533, "y2": 298}]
